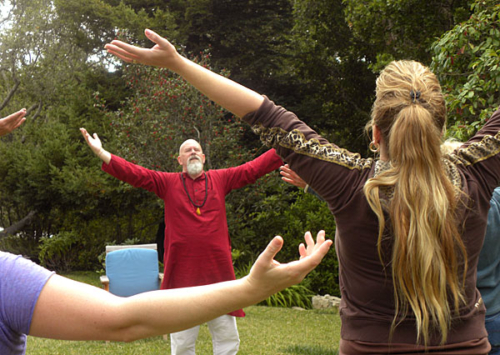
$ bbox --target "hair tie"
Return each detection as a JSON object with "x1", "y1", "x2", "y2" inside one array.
[{"x1": 410, "y1": 90, "x2": 421, "y2": 103}]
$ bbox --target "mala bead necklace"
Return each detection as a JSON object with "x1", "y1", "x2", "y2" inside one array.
[{"x1": 181, "y1": 172, "x2": 208, "y2": 215}]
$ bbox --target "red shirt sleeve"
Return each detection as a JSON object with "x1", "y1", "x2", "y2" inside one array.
[
  {"x1": 216, "y1": 148, "x2": 283, "y2": 194},
  {"x1": 102, "y1": 154, "x2": 174, "y2": 197}
]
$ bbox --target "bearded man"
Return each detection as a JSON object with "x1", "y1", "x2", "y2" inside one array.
[{"x1": 80, "y1": 129, "x2": 282, "y2": 355}]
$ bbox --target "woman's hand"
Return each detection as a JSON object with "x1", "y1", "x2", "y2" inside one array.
[
  {"x1": 105, "y1": 29, "x2": 183, "y2": 71},
  {"x1": 245, "y1": 231, "x2": 331, "y2": 298},
  {"x1": 0, "y1": 109, "x2": 26, "y2": 137}
]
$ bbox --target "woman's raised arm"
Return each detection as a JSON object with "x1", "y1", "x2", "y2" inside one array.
[{"x1": 105, "y1": 29, "x2": 264, "y2": 118}]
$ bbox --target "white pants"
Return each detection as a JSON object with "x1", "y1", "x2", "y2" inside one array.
[{"x1": 170, "y1": 315, "x2": 240, "y2": 355}]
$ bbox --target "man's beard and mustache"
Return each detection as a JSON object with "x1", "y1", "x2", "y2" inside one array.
[{"x1": 187, "y1": 155, "x2": 203, "y2": 176}]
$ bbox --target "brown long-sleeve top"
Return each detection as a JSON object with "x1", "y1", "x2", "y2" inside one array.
[{"x1": 243, "y1": 97, "x2": 500, "y2": 352}]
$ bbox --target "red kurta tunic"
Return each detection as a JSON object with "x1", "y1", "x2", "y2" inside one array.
[{"x1": 102, "y1": 149, "x2": 282, "y2": 317}]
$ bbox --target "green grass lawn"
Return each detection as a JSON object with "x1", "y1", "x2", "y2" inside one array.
[{"x1": 26, "y1": 272, "x2": 341, "y2": 355}]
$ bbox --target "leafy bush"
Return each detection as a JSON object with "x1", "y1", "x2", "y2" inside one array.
[
  {"x1": 39, "y1": 231, "x2": 81, "y2": 272},
  {"x1": 230, "y1": 178, "x2": 339, "y2": 297},
  {"x1": 0, "y1": 234, "x2": 40, "y2": 261},
  {"x1": 262, "y1": 283, "x2": 315, "y2": 309},
  {"x1": 431, "y1": 0, "x2": 500, "y2": 141}
]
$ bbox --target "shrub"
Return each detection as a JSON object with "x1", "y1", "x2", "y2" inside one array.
[
  {"x1": 39, "y1": 231, "x2": 81, "y2": 272},
  {"x1": 231, "y1": 180, "x2": 339, "y2": 297}
]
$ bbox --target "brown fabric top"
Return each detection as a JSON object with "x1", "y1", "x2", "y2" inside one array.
[
  {"x1": 243, "y1": 97, "x2": 500, "y2": 352},
  {"x1": 340, "y1": 337, "x2": 490, "y2": 354}
]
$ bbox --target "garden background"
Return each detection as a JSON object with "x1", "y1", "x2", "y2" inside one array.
[{"x1": 0, "y1": 0, "x2": 499, "y2": 306}]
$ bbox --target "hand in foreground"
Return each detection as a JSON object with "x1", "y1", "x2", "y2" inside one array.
[
  {"x1": 245, "y1": 231, "x2": 332, "y2": 298},
  {"x1": 0, "y1": 109, "x2": 26, "y2": 137},
  {"x1": 105, "y1": 29, "x2": 181, "y2": 70},
  {"x1": 280, "y1": 164, "x2": 307, "y2": 189}
]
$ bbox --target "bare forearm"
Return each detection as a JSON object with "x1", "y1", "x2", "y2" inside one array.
[
  {"x1": 31, "y1": 275, "x2": 266, "y2": 342},
  {"x1": 172, "y1": 57, "x2": 264, "y2": 118},
  {"x1": 116, "y1": 278, "x2": 263, "y2": 341},
  {"x1": 30, "y1": 235, "x2": 331, "y2": 342}
]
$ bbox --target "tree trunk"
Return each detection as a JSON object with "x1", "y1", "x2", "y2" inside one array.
[{"x1": 0, "y1": 210, "x2": 37, "y2": 239}]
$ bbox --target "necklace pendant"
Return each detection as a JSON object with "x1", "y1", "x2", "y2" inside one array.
[{"x1": 196, "y1": 207, "x2": 201, "y2": 215}]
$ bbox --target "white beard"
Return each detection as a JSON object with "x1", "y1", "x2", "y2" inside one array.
[{"x1": 187, "y1": 158, "x2": 203, "y2": 177}]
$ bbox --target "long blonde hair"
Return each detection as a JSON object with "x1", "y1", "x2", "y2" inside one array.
[{"x1": 363, "y1": 60, "x2": 467, "y2": 345}]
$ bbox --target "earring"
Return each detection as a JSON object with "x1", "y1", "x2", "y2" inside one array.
[{"x1": 369, "y1": 141, "x2": 379, "y2": 153}]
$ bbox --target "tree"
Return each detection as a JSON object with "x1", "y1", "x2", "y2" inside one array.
[
  {"x1": 102, "y1": 50, "x2": 254, "y2": 172},
  {"x1": 284, "y1": 0, "x2": 376, "y2": 153},
  {"x1": 431, "y1": 0, "x2": 500, "y2": 141},
  {"x1": 0, "y1": 0, "x2": 98, "y2": 248},
  {"x1": 284, "y1": 0, "x2": 476, "y2": 154},
  {"x1": 0, "y1": 0, "x2": 170, "y2": 267},
  {"x1": 343, "y1": 0, "x2": 472, "y2": 69},
  {"x1": 165, "y1": 0, "x2": 294, "y2": 95}
]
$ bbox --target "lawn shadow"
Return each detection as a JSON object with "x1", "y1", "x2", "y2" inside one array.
[{"x1": 282, "y1": 345, "x2": 339, "y2": 354}]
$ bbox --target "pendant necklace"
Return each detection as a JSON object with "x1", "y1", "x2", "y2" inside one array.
[{"x1": 181, "y1": 172, "x2": 208, "y2": 215}]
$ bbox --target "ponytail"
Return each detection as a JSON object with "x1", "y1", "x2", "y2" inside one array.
[{"x1": 364, "y1": 60, "x2": 467, "y2": 345}]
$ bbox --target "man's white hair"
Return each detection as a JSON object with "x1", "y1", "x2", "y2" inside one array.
[{"x1": 179, "y1": 139, "x2": 202, "y2": 155}]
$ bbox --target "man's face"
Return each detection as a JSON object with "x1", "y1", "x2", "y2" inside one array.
[{"x1": 177, "y1": 140, "x2": 205, "y2": 177}]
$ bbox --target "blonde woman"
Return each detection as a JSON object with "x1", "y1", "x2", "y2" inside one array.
[{"x1": 105, "y1": 29, "x2": 500, "y2": 354}]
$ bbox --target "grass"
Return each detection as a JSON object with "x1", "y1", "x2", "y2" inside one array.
[{"x1": 26, "y1": 272, "x2": 341, "y2": 354}]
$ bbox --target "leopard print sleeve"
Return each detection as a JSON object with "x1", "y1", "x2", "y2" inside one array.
[{"x1": 243, "y1": 96, "x2": 374, "y2": 214}]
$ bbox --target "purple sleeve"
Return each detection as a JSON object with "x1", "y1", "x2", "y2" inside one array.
[{"x1": 0, "y1": 252, "x2": 53, "y2": 353}]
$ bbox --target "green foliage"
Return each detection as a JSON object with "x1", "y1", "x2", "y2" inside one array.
[
  {"x1": 286, "y1": 0, "x2": 472, "y2": 154},
  {"x1": 0, "y1": 120, "x2": 88, "y2": 251},
  {"x1": 431, "y1": 0, "x2": 500, "y2": 141},
  {"x1": 0, "y1": 0, "x2": 171, "y2": 268},
  {"x1": 0, "y1": 234, "x2": 40, "y2": 260},
  {"x1": 343, "y1": 0, "x2": 472, "y2": 66},
  {"x1": 101, "y1": 49, "x2": 250, "y2": 171},
  {"x1": 55, "y1": 0, "x2": 179, "y2": 53},
  {"x1": 230, "y1": 180, "x2": 339, "y2": 297},
  {"x1": 167, "y1": 0, "x2": 294, "y2": 94},
  {"x1": 287, "y1": 0, "x2": 376, "y2": 154},
  {"x1": 263, "y1": 283, "x2": 314, "y2": 309},
  {"x1": 39, "y1": 231, "x2": 80, "y2": 272}
]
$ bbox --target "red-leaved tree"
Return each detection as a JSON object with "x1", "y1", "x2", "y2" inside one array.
[{"x1": 99, "y1": 48, "x2": 255, "y2": 172}]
